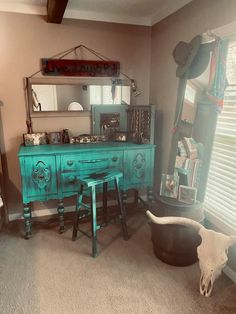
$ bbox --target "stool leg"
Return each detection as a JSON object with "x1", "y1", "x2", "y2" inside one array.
[
  {"x1": 134, "y1": 189, "x2": 139, "y2": 206},
  {"x1": 147, "y1": 186, "x2": 154, "y2": 204},
  {"x1": 91, "y1": 185, "x2": 98, "y2": 257},
  {"x1": 114, "y1": 177, "x2": 129, "y2": 240},
  {"x1": 57, "y1": 199, "x2": 65, "y2": 234},
  {"x1": 72, "y1": 185, "x2": 84, "y2": 241},
  {"x1": 103, "y1": 182, "x2": 108, "y2": 224}
]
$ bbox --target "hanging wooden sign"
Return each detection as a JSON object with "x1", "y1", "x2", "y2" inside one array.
[{"x1": 41, "y1": 59, "x2": 120, "y2": 77}]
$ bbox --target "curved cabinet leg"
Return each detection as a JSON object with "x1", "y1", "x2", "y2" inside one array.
[
  {"x1": 57, "y1": 199, "x2": 65, "y2": 233},
  {"x1": 23, "y1": 203, "x2": 32, "y2": 239}
]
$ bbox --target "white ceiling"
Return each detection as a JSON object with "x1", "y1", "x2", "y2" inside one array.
[{"x1": 0, "y1": 0, "x2": 192, "y2": 26}]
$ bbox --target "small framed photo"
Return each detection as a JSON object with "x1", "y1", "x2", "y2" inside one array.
[
  {"x1": 113, "y1": 131, "x2": 127, "y2": 142},
  {"x1": 100, "y1": 113, "x2": 120, "y2": 137},
  {"x1": 23, "y1": 132, "x2": 47, "y2": 146},
  {"x1": 178, "y1": 185, "x2": 197, "y2": 204},
  {"x1": 47, "y1": 132, "x2": 62, "y2": 144},
  {"x1": 160, "y1": 173, "x2": 179, "y2": 199}
]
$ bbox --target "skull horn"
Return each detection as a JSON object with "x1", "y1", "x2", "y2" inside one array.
[{"x1": 146, "y1": 210, "x2": 203, "y2": 232}]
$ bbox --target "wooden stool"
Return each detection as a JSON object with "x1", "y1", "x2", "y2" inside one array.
[{"x1": 72, "y1": 169, "x2": 129, "y2": 257}]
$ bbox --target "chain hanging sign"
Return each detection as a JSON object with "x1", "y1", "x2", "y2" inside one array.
[{"x1": 41, "y1": 58, "x2": 120, "y2": 77}]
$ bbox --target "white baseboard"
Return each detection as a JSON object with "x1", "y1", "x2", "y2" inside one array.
[
  {"x1": 224, "y1": 266, "x2": 236, "y2": 284},
  {"x1": 8, "y1": 195, "x2": 143, "y2": 222},
  {"x1": 8, "y1": 206, "x2": 75, "y2": 221}
]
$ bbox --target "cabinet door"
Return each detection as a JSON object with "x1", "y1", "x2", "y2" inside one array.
[
  {"x1": 22, "y1": 156, "x2": 57, "y2": 202},
  {"x1": 124, "y1": 148, "x2": 154, "y2": 189}
]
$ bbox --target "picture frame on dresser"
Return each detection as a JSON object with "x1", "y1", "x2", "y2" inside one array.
[
  {"x1": 91, "y1": 104, "x2": 155, "y2": 144},
  {"x1": 160, "y1": 173, "x2": 179, "y2": 199},
  {"x1": 178, "y1": 185, "x2": 197, "y2": 204},
  {"x1": 23, "y1": 132, "x2": 47, "y2": 146},
  {"x1": 91, "y1": 104, "x2": 128, "y2": 136}
]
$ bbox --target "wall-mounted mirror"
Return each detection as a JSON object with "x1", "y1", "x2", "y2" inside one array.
[{"x1": 27, "y1": 77, "x2": 131, "y2": 117}]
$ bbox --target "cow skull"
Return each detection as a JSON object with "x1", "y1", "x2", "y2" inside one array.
[{"x1": 146, "y1": 211, "x2": 236, "y2": 297}]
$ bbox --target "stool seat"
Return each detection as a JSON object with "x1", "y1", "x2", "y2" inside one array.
[
  {"x1": 72, "y1": 169, "x2": 129, "y2": 257},
  {"x1": 76, "y1": 169, "x2": 123, "y2": 188}
]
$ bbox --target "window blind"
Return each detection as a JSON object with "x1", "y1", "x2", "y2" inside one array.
[{"x1": 204, "y1": 42, "x2": 236, "y2": 232}]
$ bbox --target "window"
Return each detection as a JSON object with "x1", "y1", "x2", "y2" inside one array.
[
  {"x1": 89, "y1": 85, "x2": 130, "y2": 105},
  {"x1": 185, "y1": 83, "x2": 196, "y2": 104},
  {"x1": 182, "y1": 83, "x2": 197, "y2": 123},
  {"x1": 204, "y1": 42, "x2": 236, "y2": 233}
]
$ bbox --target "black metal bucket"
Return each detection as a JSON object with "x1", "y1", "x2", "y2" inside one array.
[{"x1": 149, "y1": 196, "x2": 204, "y2": 266}]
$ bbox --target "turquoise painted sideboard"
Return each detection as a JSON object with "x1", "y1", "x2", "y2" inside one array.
[{"x1": 18, "y1": 142, "x2": 155, "y2": 238}]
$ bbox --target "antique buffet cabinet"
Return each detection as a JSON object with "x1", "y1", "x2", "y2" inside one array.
[{"x1": 18, "y1": 104, "x2": 156, "y2": 238}]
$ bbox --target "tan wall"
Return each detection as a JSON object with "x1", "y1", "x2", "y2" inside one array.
[
  {"x1": 0, "y1": 12, "x2": 151, "y2": 214},
  {"x1": 150, "y1": 0, "x2": 236, "y2": 177},
  {"x1": 1, "y1": 0, "x2": 236, "y2": 276},
  {"x1": 150, "y1": 0, "x2": 236, "y2": 272}
]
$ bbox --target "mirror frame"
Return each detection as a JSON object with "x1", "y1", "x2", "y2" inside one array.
[{"x1": 26, "y1": 76, "x2": 131, "y2": 118}]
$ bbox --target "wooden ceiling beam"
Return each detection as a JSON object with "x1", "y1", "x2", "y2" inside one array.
[{"x1": 47, "y1": 0, "x2": 69, "y2": 24}]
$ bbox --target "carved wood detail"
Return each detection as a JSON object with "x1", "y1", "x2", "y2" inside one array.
[
  {"x1": 132, "y1": 153, "x2": 146, "y2": 179},
  {"x1": 32, "y1": 161, "x2": 51, "y2": 189}
]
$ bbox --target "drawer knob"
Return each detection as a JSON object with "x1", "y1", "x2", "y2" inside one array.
[
  {"x1": 112, "y1": 157, "x2": 118, "y2": 162},
  {"x1": 67, "y1": 160, "x2": 74, "y2": 166}
]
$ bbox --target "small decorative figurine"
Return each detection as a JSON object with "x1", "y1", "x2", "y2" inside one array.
[{"x1": 62, "y1": 129, "x2": 70, "y2": 144}]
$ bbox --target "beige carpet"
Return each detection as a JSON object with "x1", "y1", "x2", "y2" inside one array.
[{"x1": 0, "y1": 212, "x2": 234, "y2": 314}]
